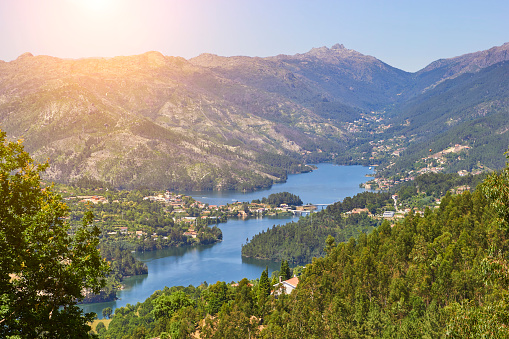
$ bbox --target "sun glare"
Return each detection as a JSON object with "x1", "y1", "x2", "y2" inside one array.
[{"x1": 72, "y1": 0, "x2": 113, "y2": 12}]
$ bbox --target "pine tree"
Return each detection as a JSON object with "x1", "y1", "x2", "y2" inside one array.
[
  {"x1": 280, "y1": 260, "x2": 291, "y2": 281},
  {"x1": 259, "y1": 267, "x2": 271, "y2": 298}
]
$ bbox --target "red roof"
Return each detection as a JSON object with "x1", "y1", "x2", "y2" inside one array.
[{"x1": 284, "y1": 277, "x2": 299, "y2": 288}]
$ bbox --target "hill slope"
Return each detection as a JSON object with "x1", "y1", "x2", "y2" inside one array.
[
  {"x1": 0, "y1": 51, "x2": 352, "y2": 189},
  {"x1": 2, "y1": 43, "x2": 509, "y2": 189},
  {"x1": 379, "y1": 60, "x2": 509, "y2": 177}
]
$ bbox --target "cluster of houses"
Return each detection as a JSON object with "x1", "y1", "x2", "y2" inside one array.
[
  {"x1": 364, "y1": 144, "x2": 477, "y2": 191},
  {"x1": 64, "y1": 195, "x2": 109, "y2": 204}
]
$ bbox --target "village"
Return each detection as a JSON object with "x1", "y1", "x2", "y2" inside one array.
[
  {"x1": 362, "y1": 143, "x2": 482, "y2": 191},
  {"x1": 62, "y1": 189, "x2": 317, "y2": 245}
]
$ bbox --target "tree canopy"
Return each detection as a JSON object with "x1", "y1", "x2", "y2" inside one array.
[
  {"x1": 260, "y1": 192, "x2": 303, "y2": 207},
  {"x1": 0, "y1": 131, "x2": 109, "y2": 338},
  {"x1": 96, "y1": 151, "x2": 509, "y2": 338}
]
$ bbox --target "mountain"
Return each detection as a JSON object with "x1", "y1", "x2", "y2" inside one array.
[
  {"x1": 191, "y1": 43, "x2": 412, "y2": 112},
  {"x1": 0, "y1": 50, "x2": 366, "y2": 190},
  {"x1": 415, "y1": 42, "x2": 509, "y2": 91},
  {"x1": 379, "y1": 59, "x2": 509, "y2": 178},
  {"x1": 1, "y1": 43, "x2": 509, "y2": 189}
]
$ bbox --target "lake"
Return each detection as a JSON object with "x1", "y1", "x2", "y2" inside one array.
[{"x1": 80, "y1": 164, "x2": 373, "y2": 318}]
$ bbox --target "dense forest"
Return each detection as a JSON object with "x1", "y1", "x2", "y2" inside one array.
[
  {"x1": 242, "y1": 191, "x2": 393, "y2": 263},
  {"x1": 95, "y1": 157, "x2": 509, "y2": 338}
]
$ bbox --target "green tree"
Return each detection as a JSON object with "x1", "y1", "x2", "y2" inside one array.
[
  {"x1": 257, "y1": 266, "x2": 271, "y2": 320},
  {"x1": 324, "y1": 235, "x2": 336, "y2": 255},
  {"x1": 0, "y1": 131, "x2": 109, "y2": 338},
  {"x1": 280, "y1": 260, "x2": 291, "y2": 281},
  {"x1": 209, "y1": 304, "x2": 258, "y2": 339},
  {"x1": 95, "y1": 322, "x2": 106, "y2": 335},
  {"x1": 258, "y1": 267, "x2": 271, "y2": 299},
  {"x1": 152, "y1": 290, "x2": 194, "y2": 320},
  {"x1": 102, "y1": 307, "x2": 113, "y2": 319}
]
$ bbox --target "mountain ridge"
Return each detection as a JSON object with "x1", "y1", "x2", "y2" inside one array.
[
  {"x1": 1, "y1": 42, "x2": 509, "y2": 189},
  {"x1": 0, "y1": 49, "x2": 348, "y2": 190}
]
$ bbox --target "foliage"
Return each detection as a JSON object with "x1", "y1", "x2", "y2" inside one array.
[
  {"x1": 100, "y1": 154, "x2": 509, "y2": 337},
  {"x1": 262, "y1": 154, "x2": 509, "y2": 338},
  {"x1": 99, "y1": 244, "x2": 148, "y2": 279},
  {"x1": 152, "y1": 291, "x2": 195, "y2": 320},
  {"x1": 279, "y1": 260, "x2": 291, "y2": 281},
  {"x1": 102, "y1": 308, "x2": 112, "y2": 320},
  {"x1": 258, "y1": 268, "x2": 271, "y2": 299},
  {"x1": 393, "y1": 172, "x2": 488, "y2": 210},
  {"x1": 66, "y1": 189, "x2": 223, "y2": 252},
  {"x1": 259, "y1": 192, "x2": 303, "y2": 206},
  {"x1": 242, "y1": 192, "x2": 392, "y2": 263},
  {"x1": 0, "y1": 131, "x2": 109, "y2": 338}
]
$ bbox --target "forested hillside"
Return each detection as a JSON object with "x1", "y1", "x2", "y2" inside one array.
[
  {"x1": 96, "y1": 155, "x2": 509, "y2": 338},
  {"x1": 242, "y1": 191, "x2": 393, "y2": 263},
  {"x1": 380, "y1": 61, "x2": 509, "y2": 177}
]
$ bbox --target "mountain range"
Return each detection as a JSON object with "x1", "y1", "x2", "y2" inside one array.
[{"x1": 1, "y1": 42, "x2": 508, "y2": 189}]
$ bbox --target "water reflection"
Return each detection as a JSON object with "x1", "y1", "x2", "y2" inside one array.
[
  {"x1": 241, "y1": 256, "x2": 280, "y2": 271},
  {"x1": 135, "y1": 243, "x2": 216, "y2": 262}
]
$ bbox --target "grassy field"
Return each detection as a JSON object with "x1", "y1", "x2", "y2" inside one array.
[{"x1": 90, "y1": 318, "x2": 112, "y2": 333}]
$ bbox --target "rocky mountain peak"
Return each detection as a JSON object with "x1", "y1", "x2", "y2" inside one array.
[
  {"x1": 331, "y1": 43, "x2": 346, "y2": 50},
  {"x1": 16, "y1": 52, "x2": 34, "y2": 60},
  {"x1": 294, "y1": 44, "x2": 380, "y2": 70},
  {"x1": 138, "y1": 51, "x2": 168, "y2": 68}
]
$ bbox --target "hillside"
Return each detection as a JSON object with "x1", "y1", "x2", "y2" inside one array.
[
  {"x1": 1, "y1": 43, "x2": 509, "y2": 189},
  {"x1": 415, "y1": 42, "x2": 509, "y2": 92},
  {"x1": 97, "y1": 158, "x2": 509, "y2": 338},
  {"x1": 242, "y1": 191, "x2": 393, "y2": 263},
  {"x1": 379, "y1": 60, "x2": 509, "y2": 178},
  {"x1": 0, "y1": 51, "x2": 350, "y2": 190}
]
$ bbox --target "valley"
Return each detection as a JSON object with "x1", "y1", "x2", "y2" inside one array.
[{"x1": 3, "y1": 41, "x2": 509, "y2": 338}]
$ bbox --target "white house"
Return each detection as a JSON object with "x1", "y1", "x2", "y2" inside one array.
[
  {"x1": 273, "y1": 276, "x2": 299, "y2": 295},
  {"x1": 383, "y1": 211, "x2": 395, "y2": 218}
]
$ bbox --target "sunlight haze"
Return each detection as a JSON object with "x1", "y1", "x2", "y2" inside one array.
[{"x1": 1, "y1": 0, "x2": 508, "y2": 71}]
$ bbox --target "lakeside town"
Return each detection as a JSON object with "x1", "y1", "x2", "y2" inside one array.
[
  {"x1": 362, "y1": 143, "x2": 485, "y2": 191},
  {"x1": 63, "y1": 187, "x2": 438, "y2": 247},
  {"x1": 60, "y1": 189, "x2": 318, "y2": 245}
]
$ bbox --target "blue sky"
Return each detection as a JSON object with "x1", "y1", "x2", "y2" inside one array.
[{"x1": 0, "y1": 0, "x2": 507, "y2": 72}]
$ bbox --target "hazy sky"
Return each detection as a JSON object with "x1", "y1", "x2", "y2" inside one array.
[{"x1": 0, "y1": 0, "x2": 507, "y2": 72}]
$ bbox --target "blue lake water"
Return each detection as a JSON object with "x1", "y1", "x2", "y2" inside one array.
[
  {"x1": 80, "y1": 164, "x2": 373, "y2": 317},
  {"x1": 184, "y1": 163, "x2": 373, "y2": 206}
]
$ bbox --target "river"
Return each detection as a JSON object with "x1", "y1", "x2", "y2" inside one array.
[{"x1": 80, "y1": 164, "x2": 373, "y2": 317}]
